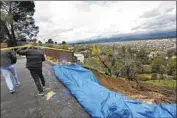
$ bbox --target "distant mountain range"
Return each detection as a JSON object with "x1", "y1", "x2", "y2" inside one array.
[{"x1": 70, "y1": 30, "x2": 176, "y2": 44}]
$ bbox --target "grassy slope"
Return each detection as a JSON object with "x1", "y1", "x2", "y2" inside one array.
[{"x1": 144, "y1": 80, "x2": 176, "y2": 88}]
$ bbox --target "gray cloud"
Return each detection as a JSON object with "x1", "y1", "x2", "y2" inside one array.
[
  {"x1": 140, "y1": 9, "x2": 159, "y2": 18},
  {"x1": 166, "y1": 8, "x2": 174, "y2": 13},
  {"x1": 140, "y1": 1, "x2": 176, "y2": 19},
  {"x1": 133, "y1": 1, "x2": 176, "y2": 32},
  {"x1": 132, "y1": 14, "x2": 176, "y2": 32},
  {"x1": 34, "y1": 1, "x2": 176, "y2": 42},
  {"x1": 131, "y1": 26, "x2": 140, "y2": 31}
]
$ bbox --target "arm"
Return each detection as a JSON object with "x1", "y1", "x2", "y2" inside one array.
[
  {"x1": 42, "y1": 54, "x2": 46, "y2": 62},
  {"x1": 16, "y1": 48, "x2": 28, "y2": 55},
  {"x1": 10, "y1": 50, "x2": 17, "y2": 60},
  {"x1": 9, "y1": 50, "x2": 17, "y2": 64}
]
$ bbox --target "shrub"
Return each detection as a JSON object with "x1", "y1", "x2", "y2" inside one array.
[
  {"x1": 58, "y1": 44, "x2": 69, "y2": 50},
  {"x1": 138, "y1": 74, "x2": 151, "y2": 81},
  {"x1": 44, "y1": 44, "x2": 55, "y2": 48},
  {"x1": 173, "y1": 71, "x2": 176, "y2": 80},
  {"x1": 152, "y1": 56, "x2": 166, "y2": 73},
  {"x1": 151, "y1": 73, "x2": 157, "y2": 80},
  {"x1": 142, "y1": 65, "x2": 152, "y2": 73}
]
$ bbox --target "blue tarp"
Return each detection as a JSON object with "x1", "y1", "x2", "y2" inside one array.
[{"x1": 52, "y1": 63, "x2": 176, "y2": 118}]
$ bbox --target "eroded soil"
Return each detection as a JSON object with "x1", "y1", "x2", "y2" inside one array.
[{"x1": 91, "y1": 69, "x2": 176, "y2": 104}]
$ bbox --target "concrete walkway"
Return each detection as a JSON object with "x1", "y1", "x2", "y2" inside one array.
[{"x1": 1, "y1": 57, "x2": 89, "y2": 118}]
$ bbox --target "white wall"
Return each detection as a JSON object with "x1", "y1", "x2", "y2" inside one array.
[{"x1": 74, "y1": 53, "x2": 84, "y2": 63}]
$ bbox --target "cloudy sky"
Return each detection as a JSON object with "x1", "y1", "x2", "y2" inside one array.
[{"x1": 34, "y1": 1, "x2": 176, "y2": 43}]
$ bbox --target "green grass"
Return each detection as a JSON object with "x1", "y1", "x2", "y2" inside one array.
[
  {"x1": 137, "y1": 73, "x2": 152, "y2": 81},
  {"x1": 138, "y1": 74, "x2": 152, "y2": 78},
  {"x1": 119, "y1": 77, "x2": 126, "y2": 80},
  {"x1": 144, "y1": 80, "x2": 176, "y2": 88}
]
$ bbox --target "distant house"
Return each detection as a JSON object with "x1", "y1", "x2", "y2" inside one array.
[
  {"x1": 148, "y1": 52, "x2": 155, "y2": 58},
  {"x1": 80, "y1": 50, "x2": 89, "y2": 54},
  {"x1": 172, "y1": 55, "x2": 176, "y2": 59},
  {"x1": 74, "y1": 53, "x2": 84, "y2": 63}
]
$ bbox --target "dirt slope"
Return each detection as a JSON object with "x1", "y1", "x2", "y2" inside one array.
[{"x1": 91, "y1": 69, "x2": 176, "y2": 104}]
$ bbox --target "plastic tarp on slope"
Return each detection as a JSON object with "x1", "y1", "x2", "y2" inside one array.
[{"x1": 52, "y1": 63, "x2": 176, "y2": 118}]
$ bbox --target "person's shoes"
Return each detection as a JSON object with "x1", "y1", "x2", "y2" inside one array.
[
  {"x1": 43, "y1": 86, "x2": 46, "y2": 89},
  {"x1": 10, "y1": 89, "x2": 15, "y2": 94},
  {"x1": 37, "y1": 92, "x2": 44, "y2": 96}
]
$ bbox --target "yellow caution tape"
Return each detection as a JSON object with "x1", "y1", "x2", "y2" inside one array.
[
  {"x1": 0, "y1": 45, "x2": 72, "y2": 52},
  {"x1": 0, "y1": 45, "x2": 28, "y2": 51},
  {"x1": 35, "y1": 46, "x2": 72, "y2": 52}
]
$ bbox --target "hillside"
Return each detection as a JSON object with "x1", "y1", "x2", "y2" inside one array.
[{"x1": 72, "y1": 30, "x2": 176, "y2": 44}]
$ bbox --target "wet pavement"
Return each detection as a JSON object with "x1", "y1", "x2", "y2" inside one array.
[{"x1": 1, "y1": 57, "x2": 89, "y2": 118}]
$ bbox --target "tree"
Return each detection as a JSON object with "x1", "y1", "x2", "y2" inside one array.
[
  {"x1": 167, "y1": 49, "x2": 175, "y2": 59},
  {"x1": 74, "y1": 44, "x2": 82, "y2": 52},
  {"x1": 167, "y1": 58, "x2": 176, "y2": 76},
  {"x1": 91, "y1": 45, "x2": 132, "y2": 78},
  {"x1": 120, "y1": 46, "x2": 126, "y2": 58},
  {"x1": 38, "y1": 40, "x2": 42, "y2": 45},
  {"x1": 136, "y1": 48, "x2": 149, "y2": 64},
  {"x1": 58, "y1": 44, "x2": 69, "y2": 50},
  {"x1": 89, "y1": 44, "x2": 144, "y2": 89},
  {"x1": 62, "y1": 41, "x2": 66, "y2": 44},
  {"x1": 159, "y1": 65, "x2": 166, "y2": 80},
  {"x1": 46, "y1": 38, "x2": 54, "y2": 44},
  {"x1": 119, "y1": 55, "x2": 138, "y2": 81},
  {"x1": 0, "y1": 1, "x2": 39, "y2": 46},
  {"x1": 152, "y1": 56, "x2": 166, "y2": 73},
  {"x1": 54, "y1": 42, "x2": 57, "y2": 44},
  {"x1": 91, "y1": 45, "x2": 112, "y2": 76}
]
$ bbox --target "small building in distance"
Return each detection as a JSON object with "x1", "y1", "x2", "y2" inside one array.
[
  {"x1": 74, "y1": 53, "x2": 84, "y2": 63},
  {"x1": 172, "y1": 55, "x2": 176, "y2": 59}
]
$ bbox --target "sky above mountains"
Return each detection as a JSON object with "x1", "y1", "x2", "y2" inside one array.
[{"x1": 34, "y1": 1, "x2": 176, "y2": 43}]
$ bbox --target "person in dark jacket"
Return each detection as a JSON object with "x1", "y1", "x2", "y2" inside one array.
[
  {"x1": 17, "y1": 45, "x2": 46, "y2": 96},
  {"x1": 1, "y1": 48, "x2": 20, "y2": 94}
]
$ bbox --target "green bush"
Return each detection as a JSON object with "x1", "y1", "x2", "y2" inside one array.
[
  {"x1": 167, "y1": 58, "x2": 176, "y2": 76},
  {"x1": 152, "y1": 56, "x2": 166, "y2": 73},
  {"x1": 44, "y1": 44, "x2": 55, "y2": 48},
  {"x1": 58, "y1": 44, "x2": 69, "y2": 50},
  {"x1": 142, "y1": 65, "x2": 152, "y2": 73},
  {"x1": 145, "y1": 80, "x2": 176, "y2": 88},
  {"x1": 172, "y1": 72, "x2": 176, "y2": 80}
]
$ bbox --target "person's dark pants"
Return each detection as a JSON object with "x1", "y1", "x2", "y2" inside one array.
[{"x1": 29, "y1": 68, "x2": 45, "y2": 93}]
